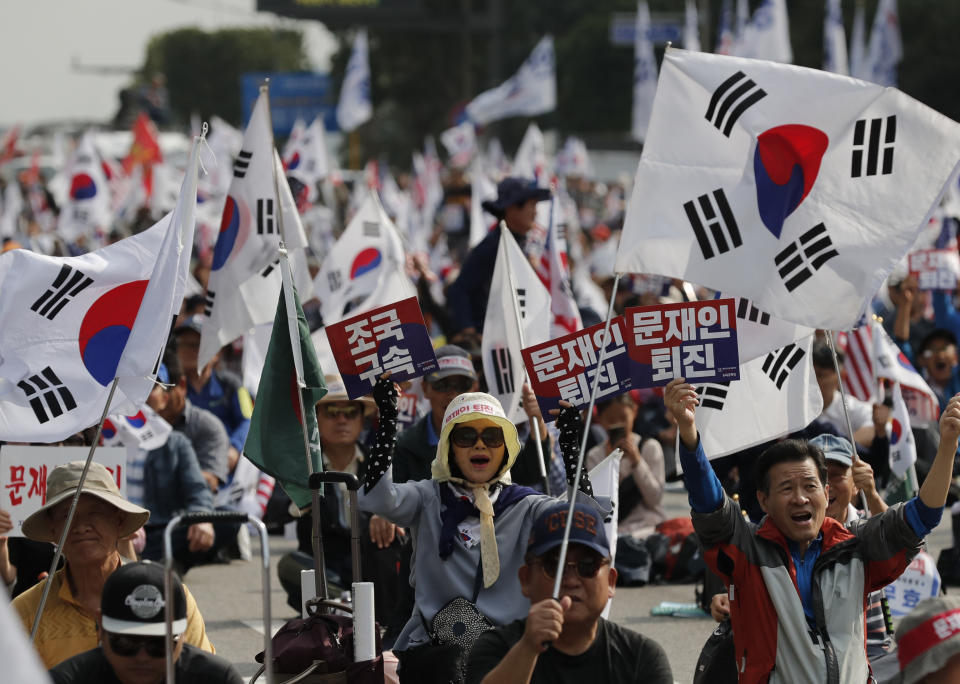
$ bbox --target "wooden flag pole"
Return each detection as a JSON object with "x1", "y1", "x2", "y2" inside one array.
[
  {"x1": 551, "y1": 273, "x2": 621, "y2": 600},
  {"x1": 30, "y1": 378, "x2": 119, "y2": 641}
]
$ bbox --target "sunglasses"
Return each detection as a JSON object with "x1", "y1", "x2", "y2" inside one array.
[
  {"x1": 534, "y1": 552, "x2": 609, "y2": 579},
  {"x1": 431, "y1": 376, "x2": 474, "y2": 394},
  {"x1": 319, "y1": 404, "x2": 362, "y2": 419},
  {"x1": 451, "y1": 426, "x2": 505, "y2": 449},
  {"x1": 107, "y1": 633, "x2": 178, "y2": 658}
]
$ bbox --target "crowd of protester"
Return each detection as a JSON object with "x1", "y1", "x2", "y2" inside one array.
[{"x1": 6, "y1": 121, "x2": 960, "y2": 683}]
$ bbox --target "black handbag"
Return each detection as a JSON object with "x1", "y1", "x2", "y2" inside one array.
[
  {"x1": 693, "y1": 619, "x2": 738, "y2": 684},
  {"x1": 397, "y1": 558, "x2": 492, "y2": 684}
]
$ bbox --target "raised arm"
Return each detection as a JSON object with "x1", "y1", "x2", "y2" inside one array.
[{"x1": 664, "y1": 378, "x2": 724, "y2": 514}]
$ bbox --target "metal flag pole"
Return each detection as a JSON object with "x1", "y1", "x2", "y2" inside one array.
[
  {"x1": 825, "y1": 330, "x2": 871, "y2": 513},
  {"x1": 30, "y1": 378, "x2": 119, "y2": 640},
  {"x1": 552, "y1": 273, "x2": 621, "y2": 600},
  {"x1": 498, "y1": 222, "x2": 551, "y2": 495},
  {"x1": 266, "y1": 83, "x2": 326, "y2": 604}
]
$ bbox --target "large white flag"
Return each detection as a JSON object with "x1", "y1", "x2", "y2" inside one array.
[
  {"x1": 684, "y1": 0, "x2": 701, "y2": 52},
  {"x1": 312, "y1": 194, "x2": 412, "y2": 325},
  {"x1": 0, "y1": 139, "x2": 200, "y2": 442},
  {"x1": 823, "y1": 0, "x2": 849, "y2": 75},
  {"x1": 694, "y1": 334, "x2": 823, "y2": 460},
  {"x1": 738, "y1": 0, "x2": 792, "y2": 63},
  {"x1": 889, "y1": 382, "x2": 917, "y2": 478},
  {"x1": 337, "y1": 29, "x2": 373, "y2": 133},
  {"x1": 199, "y1": 90, "x2": 287, "y2": 368},
  {"x1": 866, "y1": 0, "x2": 902, "y2": 86},
  {"x1": 58, "y1": 131, "x2": 113, "y2": 243},
  {"x1": 466, "y1": 36, "x2": 556, "y2": 126},
  {"x1": 632, "y1": 1, "x2": 659, "y2": 144},
  {"x1": 615, "y1": 48, "x2": 960, "y2": 331},
  {"x1": 481, "y1": 225, "x2": 552, "y2": 423},
  {"x1": 722, "y1": 295, "x2": 814, "y2": 363}
]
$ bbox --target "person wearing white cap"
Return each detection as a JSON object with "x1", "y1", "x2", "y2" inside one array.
[
  {"x1": 359, "y1": 376, "x2": 604, "y2": 682},
  {"x1": 12, "y1": 461, "x2": 213, "y2": 668}
]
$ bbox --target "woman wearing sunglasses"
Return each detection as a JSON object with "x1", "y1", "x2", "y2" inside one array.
[{"x1": 360, "y1": 376, "x2": 607, "y2": 683}]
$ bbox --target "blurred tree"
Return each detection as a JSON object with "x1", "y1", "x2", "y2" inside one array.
[{"x1": 137, "y1": 27, "x2": 307, "y2": 128}]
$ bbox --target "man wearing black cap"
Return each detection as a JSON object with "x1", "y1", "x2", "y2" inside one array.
[
  {"x1": 466, "y1": 502, "x2": 672, "y2": 684},
  {"x1": 446, "y1": 177, "x2": 551, "y2": 346},
  {"x1": 49, "y1": 561, "x2": 242, "y2": 684}
]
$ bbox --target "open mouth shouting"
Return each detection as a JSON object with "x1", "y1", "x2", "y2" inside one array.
[{"x1": 790, "y1": 510, "x2": 814, "y2": 528}]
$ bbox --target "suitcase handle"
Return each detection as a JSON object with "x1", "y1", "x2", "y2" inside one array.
[
  {"x1": 172, "y1": 510, "x2": 251, "y2": 525},
  {"x1": 309, "y1": 471, "x2": 360, "y2": 491}
]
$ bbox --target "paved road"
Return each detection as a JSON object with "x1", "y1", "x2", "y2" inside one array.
[{"x1": 182, "y1": 488, "x2": 953, "y2": 683}]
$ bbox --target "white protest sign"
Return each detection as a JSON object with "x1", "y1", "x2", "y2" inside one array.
[{"x1": 0, "y1": 446, "x2": 127, "y2": 537}]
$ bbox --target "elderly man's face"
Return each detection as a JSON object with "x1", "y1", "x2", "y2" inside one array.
[
  {"x1": 48, "y1": 494, "x2": 124, "y2": 565},
  {"x1": 504, "y1": 198, "x2": 538, "y2": 235},
  {"x1": 519, "y1": 544, "x2": 616, "y2": 629},
  {"x1": 825, "y1": 461, "x2": 857, "y2": 522},
  {"x1": 316, "y1": 402, "x2": 364, "y2": 447},
  {"x1": 757, "y1": 458, "x2": 828, "y2": 548}
]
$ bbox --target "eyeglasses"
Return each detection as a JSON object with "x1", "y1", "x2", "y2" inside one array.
[
  {"x1": 107, "y1": 633, "x2": 178, "y2": 658},
  {"x1": 451, "y1": 426, "x2": 505, "y2": 449},
  {"x1": 534, "y1": 552, "x2": 609, "y2": 579},
  {"x1": 319, "y1": 404, "x2": 362, "y2": 419},
  {"x1": 430, "y1": 376, "x2": 474, "y2": 394}
]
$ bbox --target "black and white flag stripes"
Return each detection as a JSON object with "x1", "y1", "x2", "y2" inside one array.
[
  {"x1": 691, "y1": 334, "x2": 822, "y2": 462},
  {"x1": 617, "y1": 48, "x2": 960, "y2": 331}
]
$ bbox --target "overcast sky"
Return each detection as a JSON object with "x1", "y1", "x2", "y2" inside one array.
[{"x1": 0, "y1": 0, "x2": 336, "y2": 128}]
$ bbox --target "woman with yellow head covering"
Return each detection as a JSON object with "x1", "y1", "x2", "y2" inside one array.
[{"x1": 360, "y1": 377, "x2": 603, "y2": 682}]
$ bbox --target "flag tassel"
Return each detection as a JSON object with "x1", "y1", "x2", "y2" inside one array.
[
  {"x1": 499, "y1": 224, "x2": 550, "y2": 494},
  {"x1": 551, "y1": 273, "x2": 621, "y2": 600},
  {"x1": 826, "y1": 330, "x2": 871, "y2": 513},
  {"x1": 30, "y1": 377, "x2": 120, "y2": 641}
]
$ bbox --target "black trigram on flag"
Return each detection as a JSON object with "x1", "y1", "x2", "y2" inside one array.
[
  {"x1": 327, "y1": 270, "x2": 343, "y2": 292},
  {"x1": 774, "y1": 223, "x2": 838, "y2": 292},
  {"x1": 852, "y1": 116, "x2": 896, "y2": 178},
  {"x1": 260, "y1": 258, "x2": 280, "y2": 278},
  {"x1": 363, "y1": 221, "x2": 380, "y2": 237},
  {"x1": 31, "y1": 264, "x2": 94, "y2": 320},
  {"x1": 257, "y1": 199, "x2": 275, "y2": 234},
  {"x1": 18, "y1": 367, "x2": 77, "y2": 424},
  {"x1": 516, "y1": 288, "x2": 527, "y2": 320},
  {"x1": 762, "y1": 343, "x2": 805, "y2": 389},
  {"x1": 233, "y1": 150, "x2": 252, "y2": 179},
  {"x1": 491, "y1": 347, "x2": 515, "y2": 395},
  {"x1": 736, "y1": 298, "x2": 770, "y2": 326},
  {"x1": 684, "y1": 189, "x2": 742, "y2": 259},
  {"x1": 203, "y1": 291, "x2": 215, "y2": 316},
  {"x1": 696, "y1": 383, "x2": 729, "y2": 411},
  {"x1": 705, "y1": 71, "x2": 767, "y2": 137}
]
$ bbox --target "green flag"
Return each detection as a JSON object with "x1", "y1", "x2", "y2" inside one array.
[{"x1": 244, "y1": 281, "x2": 326, "y2": 509}]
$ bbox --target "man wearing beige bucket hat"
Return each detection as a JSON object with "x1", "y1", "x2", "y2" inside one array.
[{"x1": 11, "y1": 461, "x2": 214, "y2": 668}]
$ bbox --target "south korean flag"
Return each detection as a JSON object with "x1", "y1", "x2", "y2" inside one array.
[
  {"x1": 690, "y1": 334, "x2": 823, "y2": 462},
  {"x1": 616, "y1": 48, "x2": 960, "y2": 331}
]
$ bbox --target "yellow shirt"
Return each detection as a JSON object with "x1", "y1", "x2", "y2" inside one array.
[{"x1": 12, "y1": 564, "x2": 214, "y2": 669}]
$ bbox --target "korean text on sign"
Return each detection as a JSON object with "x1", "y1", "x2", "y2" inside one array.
[
  {"x1": 521, "y1": 316, "x2": 633, "y2": 421},
  {"x1": 626, "y1": 299, "x2": 740, "y2": 388},
  {"x1": 1, "y1": 445, "x2": 127, "y2": 537},
  {"x1": 325, "y1": 296, "x2": 439, "y2": 399},
  {"x1": 908, "y1": 248, "x2": 960, "y2": 291}
]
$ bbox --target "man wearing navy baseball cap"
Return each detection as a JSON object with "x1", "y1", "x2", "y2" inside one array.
[
  {"x1": 49, "y1": 561, "x2": 242, "y2": 684},
  {"x1": 466, "y1": 502, "x2": 672, "y2": 684}
]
